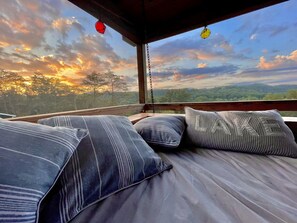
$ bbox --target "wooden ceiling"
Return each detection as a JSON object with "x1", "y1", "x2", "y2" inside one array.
[{"x1": 69, "y1": 0, "x2": 287, "y2": 44}]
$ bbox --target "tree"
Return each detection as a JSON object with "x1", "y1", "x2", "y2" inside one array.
[
  {"x1": 0, "y1": 69, "x2": 26, "y2": 114},
  {"x1": 287, "y1": 90, "x2": 297, "y2": 99},
  {"x1": 27, "y1": 73, "x2": 74, "y2": 114},
  {"x1": 103, "y1": 71, "x2": 128, "y2": 105},
  {"x1": 29, "y1": 73, "x2": 56, "y2": 96},
  {"x1": 159, "y1": 89, "x2": 192, "y2": 102},
  {"x1": 263, "y1": 93, "x2": 285, "y2": 100},
  {"x1": 82, "y1": 72, "x2": 107, "y2": 106},
  {"x1": 82, "y1": 71, "x2": 128, "y2": 106}
]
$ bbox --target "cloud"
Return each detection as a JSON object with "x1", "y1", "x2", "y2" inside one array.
[
  {"x1": 149, "y1": 47, "x2": 297, "y2": 90},
  {"x1": 197, "y1": 63, "x2": 207, "y2": 68},
  {"x1": 0, "y1": 30, "x2": 137, "y2": 86},
  {"x1": 250, "y1": 34, "x2": 257, "y2": 40},
  {"x1": 52, "y1": 18, "x2": 85, "y2": 38},
  {"x1": 149, "y1": 34, "x2": 250, "y2": 71},
  {"x1": 151, "y1": 66, "x2": 297, "y2": 90},
  {"x1": 0, "y1": 0, "x2": 61, "y2": 49},
  {"x1": 148, "y1": 64, "x2": 240, "y2": 89},
  {"x1": 179, "y1": 65, "x2": 238, "y2": 76},
  {"x1": 1, "y1": 0, "x2": 296, "y2": 92},
  {"x1": 268, "y1": 25, "x2": 288, "y2": 37},
  {"x1": 0, "y1": 0, "x2": 137, "y2": 88},
  {"x1": 257, "y1": 50, "x2": 297, "y2": 70}
]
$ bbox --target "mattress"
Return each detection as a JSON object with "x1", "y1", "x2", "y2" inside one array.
[{"x1": 70, "y1": 148, "x2": 297, "y2": 223}]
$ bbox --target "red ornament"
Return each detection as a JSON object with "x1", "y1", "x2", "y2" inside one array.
[{"x1": 95, "y1": 20, "x2": 106, "y2": 34}]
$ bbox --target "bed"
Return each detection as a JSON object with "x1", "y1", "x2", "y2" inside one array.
[
  {"x1": 71, "y1": 149, "x2": 297, "y2": 223},
  {"x1": 1, "y1": 107, "x2": 297, "y2": 223}
]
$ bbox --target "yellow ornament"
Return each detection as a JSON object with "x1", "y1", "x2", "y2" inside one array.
[{"x1": 200, "y1": 27, "x2": 211, "y2": 39}]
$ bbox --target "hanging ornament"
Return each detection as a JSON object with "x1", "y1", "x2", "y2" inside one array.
[
  {"x1": 95, "y1": 20, "x2": 106, "y2": 34},
  {"x1": 200, "y1": 26, "x2": 211, "y2": 39}
]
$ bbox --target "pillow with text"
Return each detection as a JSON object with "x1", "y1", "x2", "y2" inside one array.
[{"x1": 185, "y1": 107, "x2": 297, "y2": 157}]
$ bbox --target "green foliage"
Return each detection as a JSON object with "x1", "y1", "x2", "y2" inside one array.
[
  {"x1": 0, "y1": 69, "x2": 296, "y2": 118},
  {"x1": 153, "y1": 84, "x2": 297, "y2": 103},
  {"x1": 0, "y1": 70, "x2": 137, "y2": 117},
  {"x1": 82, "y1": 71, "x2": 128, "y2": 106},
  {"x1": 287, "y1": 90, "x2": 297, "y2": 99},
  {"x1": 157, "y1": 89, "x2": 193, "y2": 102}
]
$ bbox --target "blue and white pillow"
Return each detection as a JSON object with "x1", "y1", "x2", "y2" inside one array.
[
  {"x1": 38, "y1": 115, "x2": 172, "y2": 223},
  {"x1": 185, "y1": 107, "x2": 297, "y2": 157},
  {"x1": 0, "y1": 120, "x2": 87, "y2": 223},
  {"x1": 134, "y1": 115, "x2": 186, "y2": 150}
]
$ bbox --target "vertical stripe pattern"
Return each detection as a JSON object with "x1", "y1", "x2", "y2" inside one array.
[
  {"x1": 0, "y1": 120, "x2": 87, "y2": 223},
  {"x1": 38, "y1": 115, "x2": 172, "y2": 223},
  {"x1": 134, "y1": 115, "x2": 186, "y2": 149}
]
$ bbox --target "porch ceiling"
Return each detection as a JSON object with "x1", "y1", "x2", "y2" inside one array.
[{"x1": 68, "y1": 0, "x2": 287, "y2": 44}]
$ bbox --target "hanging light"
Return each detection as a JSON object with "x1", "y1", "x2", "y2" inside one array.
[
  {"x1": 200, "y1": 26, "x2": 211, "y2": 39},
  {"x1": 95, "y1": 20, "x2": 106, "y2": 34}
]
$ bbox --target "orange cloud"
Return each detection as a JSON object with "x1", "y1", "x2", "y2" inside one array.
[
  {"x1": 151, "y1": 54, "x2": 183, "y2": 69},
  {"x1": 14, "y1": 45, "x2": 32, "y2": 53},
  {"x1": 218, "y1": 41, "x2": 233, "y2": 52},
  {"x1": 173, "y1": 73, "x2": 182, "y2": 81},
  {"x1": 187, "y1": 49, "x2": 226, "y2": 61},
  {"x1": 257, "y1": 50, "x2": 297, "y2": 70},
  {"x1": 197, "y1": 63, "x2": 207, "y2": 68},
  {"x1": 195, "y1": 75, "x2": 208, "y2": 80}
]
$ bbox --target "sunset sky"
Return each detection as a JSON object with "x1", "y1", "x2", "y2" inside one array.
[{"x1": 0, "y1": 0, "x2": 296, "y2": 90}]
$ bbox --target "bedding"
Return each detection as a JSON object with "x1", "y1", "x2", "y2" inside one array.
[
  {"x1": 134, "y1": 115, "x2": 185, "y2": 150},
  {"x1": 0, "y1": 119, "x2": 87, "y2": 223},
  {"x1": 38, "y1": 115, "x2": 172, "y2": 223},
  {"x1": 185, "y1": 107, "x2": 297, "y2": 157},
  {"x1": 69, "y1": 148, "x2": 297, "y2": 223}
]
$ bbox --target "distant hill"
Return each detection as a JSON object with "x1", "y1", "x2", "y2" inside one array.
[
  {"x1": 230, "y1": 83, "x2": 297, "y2": 93},
  {"x1": 152, "y1": 84, "x2": 297, "y2": 102}
]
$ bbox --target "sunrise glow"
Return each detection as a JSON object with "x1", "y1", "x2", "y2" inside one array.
[{"x1": 0, "y1": 0, "x2": 296, "y2": 91}]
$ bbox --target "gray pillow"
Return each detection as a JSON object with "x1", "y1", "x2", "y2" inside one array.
[
  {"x1": 0, "y1": 120, "x2": 87, "y2": 223},
  {"x1": 134, "y1": 115, "x2": 185, "y2": 149},
  {"x1": 185, "y1": 107, "x2": 297, "y2": 157},
  {"x1": 38, "y1": 115, "x2": 172, "y2": 223}
]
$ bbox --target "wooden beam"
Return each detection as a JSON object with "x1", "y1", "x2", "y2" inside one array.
[
  {"x1": 8, "y1": 104, "x2": 145, "y2": 123},
  {"x1": 283, "y1": 117, "x2": 297, "y2": 141},
  {"x1": 137, "y1": 44, "x2": 147, "y2": 104},
  {"x1": 144, "y1": 100, "x2": 297, "y2": 112},
  {"x1": 69, "y1": 0, "x2": 142, "y2": 44},
  {"x1": 145, "y1": 0, "x2": 287, "y2": 43}
]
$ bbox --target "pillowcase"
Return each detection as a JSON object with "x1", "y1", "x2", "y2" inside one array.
[
  {"x1": 0, "y1": 120, "x2": 87, "y2": 223},
  {"x1": 38, "y1": 115, "x2": 172, "y2": 223},
  {"x1": 185, "y1": 107, "x2": 297, "y2": 157},
  {"x1": 134, "y1": 115, "x2": 185, "y2": 149}
]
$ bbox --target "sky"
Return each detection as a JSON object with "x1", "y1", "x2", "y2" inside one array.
[{"x1": 0, "y1": 0, "x2": 296, "y2": 91}]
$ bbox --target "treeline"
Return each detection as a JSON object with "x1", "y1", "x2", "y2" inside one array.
[
  {"x1": 153, "y1": 84, "x2": 297, "y2": 102},
  {"x1": 0, "y1": 69, "x2": 296, "y2": 117},
  {"x1": 0, "y1": 70, "x2": 137, "y2": 116}
]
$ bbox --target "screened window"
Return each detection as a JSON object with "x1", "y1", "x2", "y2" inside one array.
[
  {"x1": 147, "y1": 1, "x2": 297, "y2": 104},
  {"x1": 0, "y1": 0, "x2": 138, "y2": 117}
]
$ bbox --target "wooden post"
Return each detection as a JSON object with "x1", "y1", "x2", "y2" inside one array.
[{"x1": 137, "y1": 44, "x2": 147, "y2": 104}]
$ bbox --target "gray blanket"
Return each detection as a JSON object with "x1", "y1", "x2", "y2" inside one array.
[{"x1": 71, "y1": 148, "x2": 297, "y2": 223}]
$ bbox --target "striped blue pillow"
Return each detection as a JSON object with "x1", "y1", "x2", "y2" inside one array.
[
  {"x1": 134, "y1": 115, "x2": 186, "y2": 149},
  {"x1": 38, "y1": 115, "x2": 172, "y2": 223},
  {"x1": 0, "y1": 120, "x2": 87, "y2": 223},
  {"x1": 185, "y1": 107, "x2": 297, "y2": 157}
]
